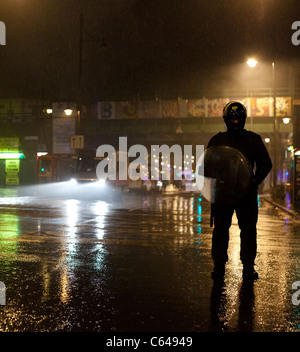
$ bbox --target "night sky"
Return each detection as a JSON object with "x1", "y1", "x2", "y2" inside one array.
[{"x1": 0, "y1": 0, "x2": 299, "y2": 102}]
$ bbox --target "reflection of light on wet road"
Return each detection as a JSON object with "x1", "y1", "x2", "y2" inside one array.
[
  {"x1": 195, "y1": 197, "x2": 202, "y2": 247},
  {"x1": 92, "y1": 201, "x2": 108, "y2": 240},
  {"x1": 59, "y1": 264, "x2": 70, "y2": 304},
  {"x1": 0, "y1": 213, "x2": 20, "y2": 265},
  {"x1": 0, "y1": 213, "x2": 20, "y2": 240},
  {"x1": 0, "y1": 188, "x2": 299, "y2": 332},
  {"x1": 41, "y1": 262, "x2": 51, "y2": 302},
  {"x1": 65, "y1": 199, "x2": 79, "y2": 252},
  {"x1": 129, "y1": 195, "x2": 207, "y2": 245},
  {"x1": 65, "y1": 199, "x2": 79, "y2": 235},
  {"x1": 91, "y1": 201, "x2": 109, "y2": 272}
]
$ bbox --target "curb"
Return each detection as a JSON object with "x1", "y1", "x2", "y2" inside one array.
[{"x1": 260, "y1": 196, "x2": 300, "y2": 218}]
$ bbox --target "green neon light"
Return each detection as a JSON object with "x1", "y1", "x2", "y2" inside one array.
[{"x1": 0, "y1": 153, "x2": 25, "y2": 159}]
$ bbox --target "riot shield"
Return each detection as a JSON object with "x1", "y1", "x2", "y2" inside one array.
[{"x1": 200, "y1": 145, "x2": 253, "y2": 204}]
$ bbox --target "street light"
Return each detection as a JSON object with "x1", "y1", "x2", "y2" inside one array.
[
  {"x1": 246, "y1": 58, "x2": 258, "y2": 68},
  {"x1": 64, "y1": 108, "x2": 73, "y2": 116}
]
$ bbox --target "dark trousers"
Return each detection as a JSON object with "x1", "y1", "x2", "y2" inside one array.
[{"x1": 211, "y1": 189, "x2": 258, "y2": 267}]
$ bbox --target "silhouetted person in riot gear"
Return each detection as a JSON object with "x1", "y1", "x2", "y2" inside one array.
[{"x1": 207, "y1": 101, "x2": 272, "y2": 280}]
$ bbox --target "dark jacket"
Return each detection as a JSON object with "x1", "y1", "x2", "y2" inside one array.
[{"x1": 207, "y1": 129, "x2": 272, "y2": 187}]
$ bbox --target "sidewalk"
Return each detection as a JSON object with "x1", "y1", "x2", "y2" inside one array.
[{"x1": 259, "y1": 192, "x2": 300, "y2": 218}]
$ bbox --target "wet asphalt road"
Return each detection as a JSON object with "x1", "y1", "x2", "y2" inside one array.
[{"x1": 0, "y1": 184, "x2": 299, "y2": 332}]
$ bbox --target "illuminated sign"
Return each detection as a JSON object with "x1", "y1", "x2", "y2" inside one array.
[
  {"x1": 0, "y1": 153, "x2": 24, "y2": 159},
  {"x1": 5, "y1": 159, "x2": 20, "y2": 185},
  {"x1": 5, "y1": 160, "x2": 20, "y2": 173}
]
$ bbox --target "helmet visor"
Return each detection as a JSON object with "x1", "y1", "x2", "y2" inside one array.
[{"x1": 228, "y1": 106, "x2": 242, "y2": 123}]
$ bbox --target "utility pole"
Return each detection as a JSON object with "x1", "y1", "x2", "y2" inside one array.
[{"x1": 77, "y1": 13, "x2": 84, "y2": 134}]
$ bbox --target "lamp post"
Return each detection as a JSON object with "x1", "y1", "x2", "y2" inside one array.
[
  {"x1": 272, "y1": 61, "x2": 278, "y2": 187},
  {"x1": 247, "y1": 58, "x2": 277, "y2": 187},
  {"x1": 64, "y1": 105, "x2": 81, "y2": 137}
]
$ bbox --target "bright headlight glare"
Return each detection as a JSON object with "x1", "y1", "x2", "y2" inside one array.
[
  {"x1": 97, "y1": 179, "x2": 106, "y2": 186},
  {"x1": 69, "y1": 178, "x2": 77, "y2": 185}
]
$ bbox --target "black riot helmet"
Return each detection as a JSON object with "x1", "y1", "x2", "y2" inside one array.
[{"x1": 223, "y1": 101, "x2": 247, "y2": 132}]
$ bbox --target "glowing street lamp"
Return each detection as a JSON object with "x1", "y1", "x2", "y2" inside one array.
[
  {"x1": 247, "y1": 58, "x2": 258, "y2": 68},
  {"x1": 64, "y1": 108, "x2": 73, "y2": 116}
]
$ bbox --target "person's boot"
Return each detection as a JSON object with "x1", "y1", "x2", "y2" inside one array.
[{"x1": 242, "y1": 264, "x2": 258, "y2": 280}]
